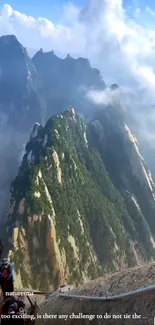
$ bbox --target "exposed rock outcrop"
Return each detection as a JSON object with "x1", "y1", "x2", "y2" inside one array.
[{"x1": 4, "y1": 108, "x2": 155, "y2": 290}]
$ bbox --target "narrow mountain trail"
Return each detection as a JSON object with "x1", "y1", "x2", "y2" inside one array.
[
  {"x1": 1, "y1": 262, "x2": 155, "y2": 324},
  {"x1": 33, "y1": 262, "x2": 155, "y2": 325}
]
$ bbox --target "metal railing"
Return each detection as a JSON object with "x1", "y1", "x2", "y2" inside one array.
[
  {"x1": 12, "y1": 284, "x2": 155, "y2": 302},
  {"x1": 57, "y1": 284, "x2": 155, "y2": 301}
]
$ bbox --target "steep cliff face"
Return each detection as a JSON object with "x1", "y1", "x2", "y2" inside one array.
[
  {"x1": 89, "y1": 106, "x2": 155, "y2": 259},
  {"x1": 4, "y1": 107, "x2": 155, "y2": 291},
  {"x1": 32, "y1": 50, "x2": 105, "y2": 120},
  {"x1": 0, "y1": 35, "x2": 46, "y2": 220},
  {"x1": 0, "y1": 35, "x2": 46, "y2": 130}
]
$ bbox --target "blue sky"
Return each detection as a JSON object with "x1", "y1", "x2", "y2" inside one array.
[
  {"x1": 1, "y1": 0, "x2": 155, "y2": 23},
  {"x1": 3, "y1": 0, "x2": 155, "y2": 16},
  {"x1": 0, "y1": 0, "x2": 85, "y2": 20}
]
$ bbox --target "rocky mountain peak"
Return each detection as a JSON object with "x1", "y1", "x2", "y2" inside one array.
[
  {"x1": 0, "y1": 34, "x2": 46, "y2": 131},
  {"x1": 30, "y1": 123, "x2": 42, "y2": 141},
  {"x1": 33, "y1": 49, "x2": 57, "y2": 63},
  {"x1": 32, "y1": 50, "x2": 106, "y2": 119},
  {"x1": 110, "y1": 83, "x2": 119, "y2": 90},
  {"x1": 68, "y1": 106, "x2": 76, "y2": 115},
  {"x1": 0, "y1": 35, "x2": 27, "y2": 62}
]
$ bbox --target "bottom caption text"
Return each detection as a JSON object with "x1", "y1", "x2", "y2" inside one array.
[{"x1": 0, "y1": 312, "x2": 148, "y2": 321}]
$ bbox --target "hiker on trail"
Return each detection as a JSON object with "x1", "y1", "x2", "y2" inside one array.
[
  {"x1": 0, "y1": 258, "x2": 14, "y2": 300},
  {"x1": 1, "y1": 295, "x2": 25, "y2": 325}
]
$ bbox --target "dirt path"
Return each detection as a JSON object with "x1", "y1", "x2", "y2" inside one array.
[
  {"x1": 68, "y1": 261, "x2": 155, "y2": 296},
  {"x1": 34, "y1": 261, "x2": 155, "y2": 325}
]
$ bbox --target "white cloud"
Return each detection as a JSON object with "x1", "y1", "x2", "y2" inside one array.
[
  {"x1": 87, "y1": 87, "x2": 121, "y2": 106},
  {"x1": 0, "y1": 3, "x2": 86, "y2": 55},
  {"x1": 0, "y1": 1, "x2": 155, "y2": 90},
  {"x1": 79, "y1": 0, "x2": 155, "y2": 153},
  {"x1": 0, "y1": 1, "x2": 155, "y2": 96}
]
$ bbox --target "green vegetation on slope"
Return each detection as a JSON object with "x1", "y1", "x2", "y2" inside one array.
[
  {"x1": 5, "y1": 108, "x2": 155, "y2": 290},
  {"x1": 88, "y1": 107, "x2": 155, "y2": 260}
]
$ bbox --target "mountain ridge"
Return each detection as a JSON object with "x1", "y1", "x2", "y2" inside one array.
[
  {"x1": 3, "y1": 107, "x2": 155, "y2": 291},
  {"x1": 0, "y1": 34, "x2": 46, "y2": 130},
  {"x1": 32, "y1": 48, "x2": 106, "y2": 120}
]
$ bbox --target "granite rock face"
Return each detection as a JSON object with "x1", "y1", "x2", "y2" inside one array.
[{"x1": 4, "y1": 107, "x2": 155, "y2": 290}]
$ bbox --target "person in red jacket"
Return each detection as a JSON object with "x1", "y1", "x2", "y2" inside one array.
[{"x1": 0, "y1": 258, "x2": 14, "y2": 301}]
